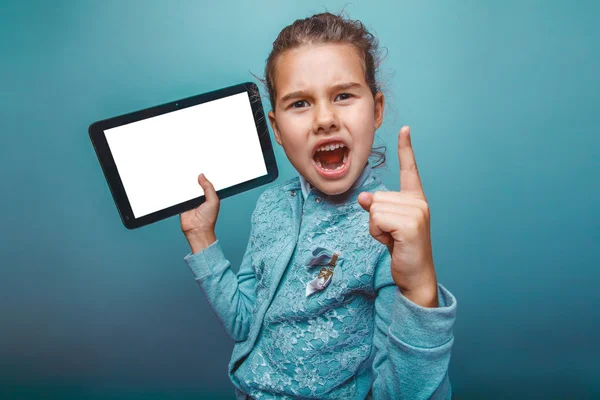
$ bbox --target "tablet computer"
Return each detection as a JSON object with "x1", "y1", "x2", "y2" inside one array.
[{"x1": 89, "y1": 82, "x2": 278, "y2": 230}]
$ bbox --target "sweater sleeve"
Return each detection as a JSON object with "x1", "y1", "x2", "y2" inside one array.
[
  {"x1": 183, "y1": 202, "x2": 261, "y2": 343},
  {"x1": 370, "y1": 248, "x2": 457, "y2": 400}
]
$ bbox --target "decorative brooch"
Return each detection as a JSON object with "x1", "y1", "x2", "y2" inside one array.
[{"x1": 305, "y1": 248, "x2": 340, "y2": 297}]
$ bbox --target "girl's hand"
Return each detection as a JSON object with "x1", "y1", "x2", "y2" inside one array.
[
  {"x1": 358, "y1": 126, "x2": 438, "y2": 307},
  {"x1": 180, "y1": 173, "x2": 220, "y2": 238}
]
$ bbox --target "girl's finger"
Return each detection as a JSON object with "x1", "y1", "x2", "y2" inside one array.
[{"x1": 198, "y1": 173, "x2": 219, "y2": 204}]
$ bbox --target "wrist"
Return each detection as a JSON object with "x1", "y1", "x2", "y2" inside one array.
[
  {"x1": 186, "y1": 231, "x2": 217, "y2": 254},
  {"x1": 400, "y1": 283, "x2": 438, "y2": 308},
  {"x1": 398, "y1": 269, "x2": 438, "y2": 308}
]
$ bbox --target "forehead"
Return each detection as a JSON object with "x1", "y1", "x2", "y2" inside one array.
[{"x1": 274, "y1": 43, "x2": 366, "y2": 98}]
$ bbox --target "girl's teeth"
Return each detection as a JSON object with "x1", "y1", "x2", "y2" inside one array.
[
  {"x1": 317, "y1": 143, "x2": 346, "y2": 152},
  {"x1": 343, "y1": 153, "x2": 348, "y2": 163},
  {"x1": 316, "y1": 160, "x2": 323, "y2": 168}
]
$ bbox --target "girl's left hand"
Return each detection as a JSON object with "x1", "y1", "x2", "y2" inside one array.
[{"x1": 358, "y1": 126, "x2": 438, "y2": 308}]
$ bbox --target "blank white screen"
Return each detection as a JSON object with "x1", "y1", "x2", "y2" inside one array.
[{"x1": 104, "y1": 92, "x2": 268, "y2": 218}]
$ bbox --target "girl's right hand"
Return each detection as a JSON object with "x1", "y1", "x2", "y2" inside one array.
[{"x1": 180, "y1": 173, "x2": 220, "y2": 238}]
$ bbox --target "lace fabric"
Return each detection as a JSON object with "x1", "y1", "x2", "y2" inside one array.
[
  {"x1": 234, "y1": 175, "x2": 388, "y2": 399},
  {"x1": 184, "y1": 163, "x2": 457, "y2": 400}
]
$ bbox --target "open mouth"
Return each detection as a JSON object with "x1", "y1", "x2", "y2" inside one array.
[{"x1": 312, "y1": 142, "x2": 350, "y2": 177}]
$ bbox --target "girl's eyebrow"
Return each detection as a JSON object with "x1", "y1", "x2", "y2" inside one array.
[{"x1": 280, "y1": 82, "x2": 362, "y2": 103}]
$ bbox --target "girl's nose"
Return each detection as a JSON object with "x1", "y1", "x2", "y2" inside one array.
[{"x1": 313, "y1": 103, "x2": 338, "y2": 133}]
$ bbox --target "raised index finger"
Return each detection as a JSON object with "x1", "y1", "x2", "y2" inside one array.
[{"x1": 398, "y1": 126, "x2": 425, "y2": 197}]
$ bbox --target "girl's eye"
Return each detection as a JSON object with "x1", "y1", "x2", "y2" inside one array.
[
  {"x1": 291, "y1": 100, "x2": 308, "y2": 109},
  {"x1": 336, "y1": 93, "x2": 353, "y2": 101}
]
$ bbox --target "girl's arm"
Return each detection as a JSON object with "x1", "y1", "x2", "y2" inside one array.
[
  {"x1": 183, "y1": 206, "x2": 261, "y2": 343},
  {"x1": 370, "y1": 247, "x2": 457, "y2": 400}
]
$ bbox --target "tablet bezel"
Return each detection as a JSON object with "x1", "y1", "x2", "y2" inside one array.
[{"x1": 89, "y1": 82, "x2": 278, "y2": 230}]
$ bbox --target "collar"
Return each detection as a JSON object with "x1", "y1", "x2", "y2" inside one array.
[{"x1": 282, "y1": 161, "x2": 380, "y2": 206}]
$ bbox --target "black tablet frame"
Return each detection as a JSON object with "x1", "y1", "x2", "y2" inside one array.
[{"x1": 88, "y1": 82, "x2": 278, "y2": 230}]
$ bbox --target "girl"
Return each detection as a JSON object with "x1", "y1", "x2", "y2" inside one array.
[{"x1": 180, "y1": 11, "x2": 456, "y2": 400}]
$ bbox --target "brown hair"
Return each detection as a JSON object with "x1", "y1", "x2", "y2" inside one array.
[{"x1": 251, "y1": 10, "x2": 388, "y2": 169}]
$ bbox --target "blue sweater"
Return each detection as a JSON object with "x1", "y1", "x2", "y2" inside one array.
[{"x1": 184, "y1": 163, "x2": 457, "y2": 399}]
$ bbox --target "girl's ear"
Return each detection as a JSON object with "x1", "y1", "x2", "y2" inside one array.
[
  {"x1": 374, "y1": 92, "x2": 385, "y2": 130},
  {"x1": 268, "y1": 111, "x2": 282, "y2": 145}
]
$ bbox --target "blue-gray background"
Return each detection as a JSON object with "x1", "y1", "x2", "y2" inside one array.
[{"x1": 1, "y1": 0, "x2": 598, "y2": 399}]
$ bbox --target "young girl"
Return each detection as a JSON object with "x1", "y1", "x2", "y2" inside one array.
[{"x1": 180, "y1": 12, "x2": 456, "y2": 400}]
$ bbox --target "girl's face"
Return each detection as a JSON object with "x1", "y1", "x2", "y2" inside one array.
[{"x1": 268, "y1": 43, "x2": 384, "y2": 196}]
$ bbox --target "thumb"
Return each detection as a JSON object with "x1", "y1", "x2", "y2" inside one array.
[
  {"x1": 357, "y1": 192, "x2": 373, "y2": 211},
  {"x1": 198, "y1": 173, "x2": 219, "y2": 203}
]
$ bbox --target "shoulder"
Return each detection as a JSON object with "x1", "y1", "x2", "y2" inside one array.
[
  {"x1": 257, "y1": 175, "x2": 298, "y2": 202},
  {"x1": 251, "y1": 175, "x2": 299, "y2": 221}
]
